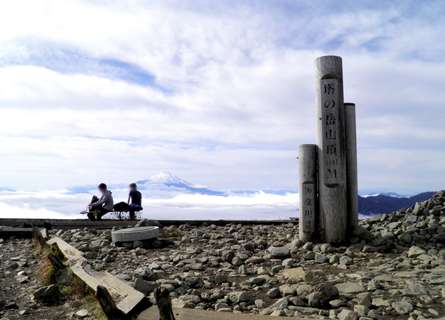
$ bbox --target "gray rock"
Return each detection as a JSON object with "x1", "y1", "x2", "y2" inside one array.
[
  {"x1": 268, "y1": 246, "x2": 290, "y2": 259},
  {"x1": 407, "y1": 246, "x2": 426, "y2": 258},
  {"x1": 354, "y1": 304, "x2": 368, "y2": 317},
  {"x1": 356, "y1": 292, "x2": 371, "y2": 307},
  {"x1": 307, "y1": 283, "x2": 339, "y2": 308},
  {"x1": 254, "y1": 299, "x2": 264, "y2": 308},
  {"x1": 279, "y1": 284, "x2": 298, "y2": 296},
  {"x1": 339, "y1": 255, "x2": 353, "y2": 266},
  {"x1": 33, "y1": 285, "x2": 61, "y2": 305},
  {"x1": 227, "y1": 291, "x2": 252, "y2": 303},
  {"x1": 315, "y1": 253, "x2": 328, "y2": 263},
  {"x1": 336, "y1": 282, "x2": 365, "y2": 295},
  {"x1": 337, "y1": 309, "x2": 358, "y2": 320},
  {"x1": 303, "y1": 252, "x2": 315, "y2": 260},
  {"x1": 249, "y1": 276, "x2": 267, "y2": 286},
  {"x1": 134, "y1": 278, "x2": 157, "y2": 295},
  {"x1": 75, "y1": 309, "x2": 89, "y2": 318},
  {"x1": 174, "y1": 295, "x2": 201, "y2": 308},
  {"x1": 267, "y1": 287, "x2": 281, "y2": 299},
  {"x1": 392, "y1": 300, "x2": 413, "y2": 315}
]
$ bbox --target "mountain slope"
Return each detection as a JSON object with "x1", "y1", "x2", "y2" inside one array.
[{"x1": 358, "y1": 192, "x2": 435, "y2": 215}]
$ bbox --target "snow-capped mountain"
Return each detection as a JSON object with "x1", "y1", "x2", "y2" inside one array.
[
  {"x1": 66, "y1": 172, "x2": 225, "y2": 196},
  {"x1": 135, "y1": 172, "x2": 225, "y2": 196}
]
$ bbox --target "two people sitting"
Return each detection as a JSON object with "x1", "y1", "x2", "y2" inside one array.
[{"x1": 86, "y1": 183, "x2": 142, "y2": 221}]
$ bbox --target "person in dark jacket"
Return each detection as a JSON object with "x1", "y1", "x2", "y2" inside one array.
[
  {"x1": 88, "y1": 183, "x2": 114, "y2": 221},
  {"x1": 127, "y1": 183, "x2": 143, "y2": 220}
]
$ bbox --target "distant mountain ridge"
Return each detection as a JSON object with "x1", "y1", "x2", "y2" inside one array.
[
  {"x1": 64, "y1": 172, "x2": 436, "y2": 215},
  {"x1": 358, "y1": 192, "x2": 436, "y2": 215}
]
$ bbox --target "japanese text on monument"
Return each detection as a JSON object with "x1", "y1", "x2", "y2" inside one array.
[
  {"x1": 302, "y1": 182, "x2": 315, "y2": 231},
  {"x1": 321, "y1": 79, "x2": 341, "y2": 186}
]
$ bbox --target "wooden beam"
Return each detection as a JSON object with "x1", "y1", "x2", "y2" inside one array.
[{"x1": 46, "y1": 236, "x2": 147, "y2": 315}]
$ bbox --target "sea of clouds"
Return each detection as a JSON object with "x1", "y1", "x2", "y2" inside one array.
[{"x1": 0, "y1": 189, "x2": 298, "y2": 220}]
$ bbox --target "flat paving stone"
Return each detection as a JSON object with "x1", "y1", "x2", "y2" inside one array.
[{"x1": 112, "y1": 226, "x2": 160, "y2": 243}]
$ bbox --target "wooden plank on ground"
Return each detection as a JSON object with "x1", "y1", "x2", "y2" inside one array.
[
  {"x1": 47, "y1": 236, "x2": 145, "y2": 315},
  {"x1": 138, "y1": 307, "x2": 299, "y2": 320},
  {"x1": 47, "y1": 237, "x2": 84, "y2": 263}
]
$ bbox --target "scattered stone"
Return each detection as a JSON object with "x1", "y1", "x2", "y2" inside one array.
[
  {"x1": 268, "y1": 246, "x2": 290, "y2": 259},
  {"x1": 407, "y1": 246, "x2": 426, "y2": 258},
  {"x1": 392, "y1": 300, "x2": 413, "y2": 315},
  {"x1": 75, "y1": 309, "x2": 89, "y2": 318},
  {"x1": 227, "y1": 291, "x2": 252, "y2": 303},
  {"x1": 335, "y1": 282, "x2": 365, "y2": 295},
  {"x1": 337, "y1": 309, "x2": 358, "y2": 320},
  {"x1": 33, "y1": 285, "x2": 61, "y2": 305},
  {"x1": 134, "y1": 278, "x2": 157, "y2": 295},
  {"x1": 267, "y1": 287, "x2": 281, "y2": 299},
  {"x1": 307, "y1": 283, "x2": 339, "y2": 308}
]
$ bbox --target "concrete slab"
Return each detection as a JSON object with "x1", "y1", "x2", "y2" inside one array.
[{"x1": 112, "y1": 226, "x2": 160, "y2": 243}]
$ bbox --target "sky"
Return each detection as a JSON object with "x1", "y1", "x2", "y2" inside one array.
[{"x1": 0, "y1": 0, "x2": 444, "y2": 194}]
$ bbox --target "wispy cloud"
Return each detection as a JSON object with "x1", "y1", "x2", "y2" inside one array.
[{"x1": 0, "y1": 0, "x2": 444, "y2": 193}]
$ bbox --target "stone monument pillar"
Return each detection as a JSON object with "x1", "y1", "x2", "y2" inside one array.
[
  {"x1": 298, "y1": 55, "x2": 359, "y2": 244},
  {"x1": 315, "y1": 56, "x2": 348, "y2": 243},
  {"x1": 298, "y1": 144, "x2": 318, "y2": 242},
  {"x1": 345, "y1": 103, "x2": 358, "y2": 232}
]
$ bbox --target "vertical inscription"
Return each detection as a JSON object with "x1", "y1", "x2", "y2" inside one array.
[
  {"x1": 302, "y1": 182, "x2": 315, "y2": 231},
  {"x1": 321, "y1": 79, "x2": 341, "y2": 186}
]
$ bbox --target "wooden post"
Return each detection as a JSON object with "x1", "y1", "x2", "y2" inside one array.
[
  {"x1": 298, "y1": 144, "x2": 318, "y2": 242},
  {"x1": 154, "y1": 287, "x2": 176, "y2": 320},
  {"x1": 96, "y1": 285, "x2": 127, "y2": 320},
  {"x1": 315, "y1": 55, "x2": 348, "y2": 243},
  {"x1": 345, "y1": 103, "x2": 358, "y2": 232}
]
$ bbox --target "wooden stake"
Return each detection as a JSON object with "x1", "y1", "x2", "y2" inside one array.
[{"x1": 154, "y1": 287, "x2": 176, "y2": 320}]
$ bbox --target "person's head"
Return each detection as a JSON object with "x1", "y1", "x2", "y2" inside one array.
[
  {"x1": 98, "y1": 183, "x2": 107, "y2": 193},
  {"x1": 129, "y1": 183, "x2": 137, "y2": 191}
]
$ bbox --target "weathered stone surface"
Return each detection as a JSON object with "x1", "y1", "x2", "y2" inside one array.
[
  {"x1": 392, "y1": 300, "x2": 413, "y2": 315},
  {"x1": 134, "y1": 278, "x2": 157, "y2": 295},
  {"x1": 337, "y1": 309, "x2": 358, "y2": 320},
  {"x1": 228, "y1": 291, "x2": 253, "y2": 303},
  {"x1": 75, "y1": 309, "x2": 89, "y2": 318},
  {"x1": 335, "y1": 282, "x2": 365, "y2": 295},
  {"x1": 111, "y1": 226, "x2": 160, "y2": 243},
  {"x1": 268, "y1": 246, "x2": 290, "y2": 259},
  {"x1": 279, "y1": 267, "x2": 305, "y2": 281},
  {"x1": 407, "y1": 246, "x2": 426, "y2": 258},
  {"x1": 307, "y1": 283, "x2": 339, "y2": 308}
]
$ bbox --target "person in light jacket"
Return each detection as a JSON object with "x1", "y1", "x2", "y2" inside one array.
[{"x1": 88, "y1": 183, "x2": 114, "y2": 221}]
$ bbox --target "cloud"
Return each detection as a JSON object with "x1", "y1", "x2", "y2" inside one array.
[
  {"x1": 0, "y1": 0, "x2": 443, "y2": 194},
  {"x1": 0, "y1": 189, "x2": 297, "y2": 220}
]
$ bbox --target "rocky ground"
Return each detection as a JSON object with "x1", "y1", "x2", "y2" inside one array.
[
  {"x1": 49, "y1": 191, "x2": 445, "y2": 320},
  {"x1": 1, "y1": 192, "x2": 444, "y2": 320},
  {"x1": 0, "y1": 238, "x2": 97, "y2": 320}
]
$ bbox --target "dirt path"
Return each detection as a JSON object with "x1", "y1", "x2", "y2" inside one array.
[{"x1": 0, "y1": 238, "x2": 88, "y2": 320}]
